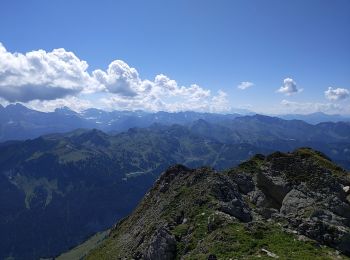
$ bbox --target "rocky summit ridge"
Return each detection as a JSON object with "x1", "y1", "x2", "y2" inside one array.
[{"x1": 86, "y1": 148, "x2": 350, "y2": 259}]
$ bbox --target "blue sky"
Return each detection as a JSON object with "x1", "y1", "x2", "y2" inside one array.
[{"x1": 0, "y1": 0, "x2": 349, "y2": 114}]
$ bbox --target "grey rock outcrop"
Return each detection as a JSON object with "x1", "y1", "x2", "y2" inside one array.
[
  {"x1": 87, "y1": 148, "x2": 350, "y2": 258},
  {"x1": 232, "y1": 173, "x2": 255, "y2": 194},
  {"x1": 145, "y1": 227, "x2": 177, "y2": 260},
  {"x1": 240, "y1": 149, "x2": 350, "y2": 256},
  {"x1": 280, "y1": 189, "x2": 314, "y2": 215}
]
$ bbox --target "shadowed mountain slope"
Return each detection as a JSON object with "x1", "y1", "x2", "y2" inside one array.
[{"x1": 0, "y1": 127, "x2": 269, "y2": 260}]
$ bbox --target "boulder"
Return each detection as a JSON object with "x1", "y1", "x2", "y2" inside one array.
[
  {"x1": 232, "y1": 173, "x2": 255, "y2": 194},
  {"x1": 218, "y1": 197, "x2": 252, "y2": 223},
  {"x1": 249, "y1": 189, "x2": 268, "y2": 207},
  {"x1": 256, "y1": 172, "x2": 291, "y2": 208},
  {"x1": 280, "y1": 189, "x2": 314, "y2": 215},
  {"x1": 145, "y1": 227, "x2": 177, "y2": 260}
]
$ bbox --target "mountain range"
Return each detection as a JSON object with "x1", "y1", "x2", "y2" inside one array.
[
  {"x1": 0, "y1": 105, "x2": 350, "y2": 259},
  {"x1": 0, "y1": 104, "x2": 240, "y2": 142},
  {"x1": 1, "y1": 103, "x2": 349, "y2": 142},
  {"x1": 279, "y1": 112, "x2": 350, "y2": 125}
]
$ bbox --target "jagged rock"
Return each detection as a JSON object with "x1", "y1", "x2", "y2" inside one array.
[
  {"x1": 218, "y1": 198, "x2": 252, "y2": 223},
  {"x1": 210, "y1": 176, "x2": 252, "y2": 222},
  {"x1": 87, "y1": 149, "x2": 350, "y2": 259},
  {"x1": 256, "y1": 207, "x2": 279, "y2": 219},
  {"x1": 232, "y1": 173, "x2": 255, "y2": 194},
  {"x1": 145, "y1": 227, "x2": 177, "y2": 260},
  {"x1": 309, "y1": 209, "x2": 347, "y2": 226},
  {"x1": 327, "y1": 196, "x2": 350, "y2": 219},
  {"x1": 248, "y1": 189, "x2": 268, "y2": 207},
  {"x1": 280, "y1": 189, "x2": 314, "y2": 215},
  {"x1": 257, "y1": 172, "x2": 291, "y2": 207},
  {"x1": 298, "y1": 220, "x2": 350, "y2": 255},
  {"x1": 244, "y1": 149, "x2": 350, "y2": 257}
]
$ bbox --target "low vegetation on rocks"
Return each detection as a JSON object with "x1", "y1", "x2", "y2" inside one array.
[{"x1": 83, "y1": 148, "x2": 350, "y2": 259}]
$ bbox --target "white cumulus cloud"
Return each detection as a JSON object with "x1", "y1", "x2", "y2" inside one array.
[
  {"x1": 26, "y1": 96, "x2": 94, "y2": 112},
  {"x1": 92, "y1": 60, "x2": 142, "y2": 97},
  {"x1": 99, "y1": 89, "x2": 230, "y2": 113},
  {"x1": 0, "y1": 42, "x2": 231, "y2": 113},
  {"x1": 280, "y1": 99, "x2": 346, "y2": 114},
  {"x1": 237, "y1": 81, "x2": 254, "y2": 90},
  {"x1": 324, "y1": 87, "x2": 349, "y2": 101},
  {"x1": 0, "y1": 43, "x2": 98, "y2": 102},
  {"x1": 277, "y1": 78, "x2": 301, "y2": 95}
]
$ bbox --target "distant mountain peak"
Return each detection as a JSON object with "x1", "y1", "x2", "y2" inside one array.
[
  {"x1": 54, "y1": 106, "x2": 77, "y2": 114},
  {"x1": 279, "y1": 112, "x2": 350, "y2": 124},
  {"x1": 6, "y1": 103, "x2": 27, "y2": 108},
  {"x1": 237, "y1": 113, "x2": 283, "y2": 123},
  {"x1": 5, "y1": 103, "x2": 31, "y2": 112}
]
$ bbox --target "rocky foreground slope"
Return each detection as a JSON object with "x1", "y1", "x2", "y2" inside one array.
[{"x1": 86, "y1": 148, "x2": 350, "y2": 259}]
